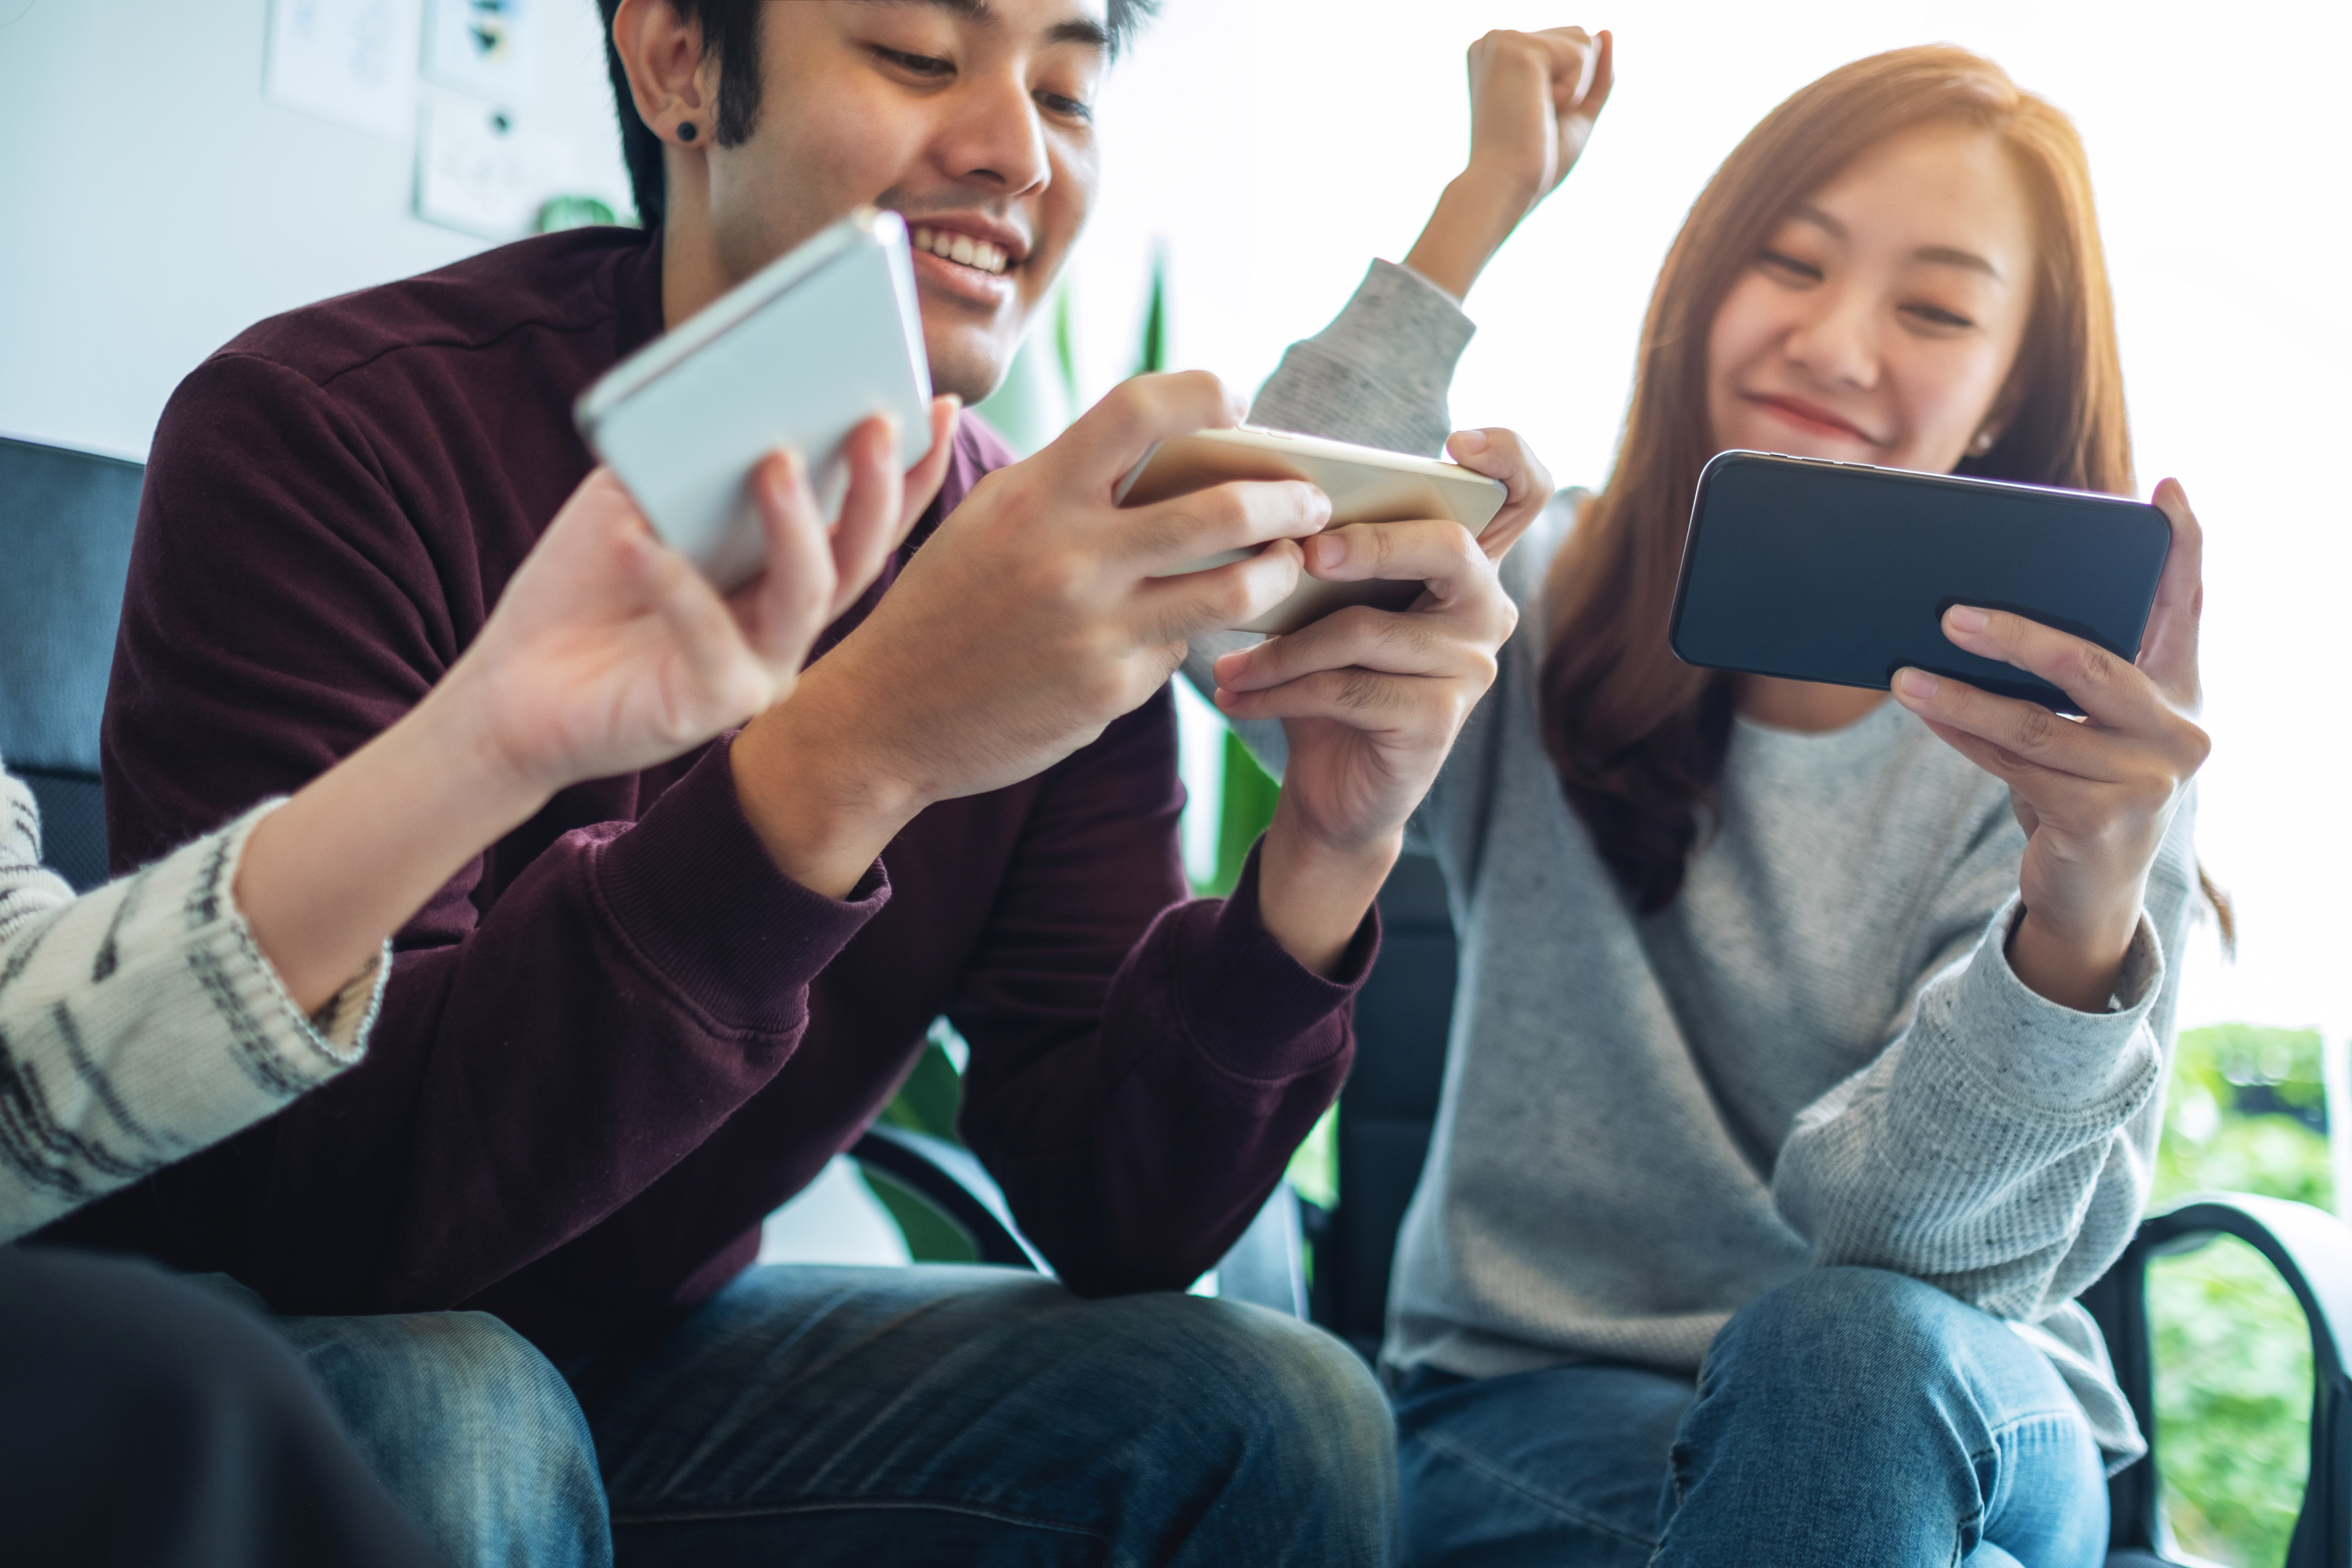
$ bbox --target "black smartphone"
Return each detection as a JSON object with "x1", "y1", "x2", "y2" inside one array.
[{"x1": 1668, "y1": 451, "x2": 2171, "y2": 714}]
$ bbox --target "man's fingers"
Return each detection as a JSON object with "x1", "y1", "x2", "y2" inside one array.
[
  {"x1": 1054, "y1": 370, "x2": 1241, "y2": 492},
  {"x1": 1931, "y1": 604, "x2": 2167, "y2": 734},
  {"x1": 1445, "y1": 427, "x2": 1554, "y2": 560},
  {"x1": 1888, "y1": 666, "x2": 2121, "y2": 782},
  {"x1": 1142, "y1": 538, "x2": 1305, "y2": 640},
  {"x1": 2137, "y1": 477, "x2": 2204, "y2": 708},
  {"x1": 1124, "y1": 478, "x2": 1331, "y2": 571},
  {"x1": 897, "y1": 394, "x2": 964, "y2": 543}
]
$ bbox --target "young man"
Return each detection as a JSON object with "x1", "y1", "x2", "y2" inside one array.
[{"x1": 60, "y1": 2, "x2": 1546, "y2": 1559}]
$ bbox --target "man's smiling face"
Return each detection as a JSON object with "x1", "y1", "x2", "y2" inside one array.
[{"x1": 702, "y1": 0, "x2": 1109, "y2": 405}]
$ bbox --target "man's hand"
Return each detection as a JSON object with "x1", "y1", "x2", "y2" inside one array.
[
  {"x1": 1404, "y1": 27, "x2": 1614, "y2": 301},
  {"x1": 1209, "y1": 430, "x2": 1550, "y2": 973},
  {"x1": 732, "y1": 372, "x2": 1334, "y2": 899},
  {"x1": 1890, "y1": 478, "x2": 2211, "y2": 1011}
]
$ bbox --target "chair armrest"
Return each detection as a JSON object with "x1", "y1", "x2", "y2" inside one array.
[
  {"x1": 1211, "y1": 1183, "x2": 1311, "y2": 1318},
  {"x1": 848, "y1": 1125, "x2": 1049, "y2": 1273},
  {"x1": 2105, "y1": 1193, "x2": 2352, "y2": 1568}
]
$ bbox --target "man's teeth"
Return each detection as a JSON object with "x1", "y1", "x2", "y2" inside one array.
[{"x1": 912, "y1": 226, "x2": 1010, "y2": 275}]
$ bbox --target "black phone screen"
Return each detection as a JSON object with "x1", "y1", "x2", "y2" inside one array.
[{"x1": 1668, "y1": 451, "x2": 2171, "y2": 714}]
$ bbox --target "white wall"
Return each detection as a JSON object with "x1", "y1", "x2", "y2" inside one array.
[
  {"x1": 3, "y1": 0, "x2": 2344, "y2": 1033},
  {"x1": 0, "y1": 0, "x2": 631, "y2": 461}
]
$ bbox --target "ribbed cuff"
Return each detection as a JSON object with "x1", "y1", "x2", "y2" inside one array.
[
  {"x1": 193, "y1": 798, "x2": 391, "y2": 1077},
  {"x1": 1941, "y1": 894, "x2": 2166, "y2": 1116},
  {"x1": 1250, "y1": 260, "x2": 1479, "y2": 460},
  {"x1": 590, "y1": 738, "x2": 889, "y2": 1036},
  {"x1": 1174, "y1": 841, "x2": 1380, "y2": 1082}
]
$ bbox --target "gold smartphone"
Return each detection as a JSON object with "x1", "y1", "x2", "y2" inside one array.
[{"x1": 1116, "y1": 426, "x2": 1507, "y2": 635}]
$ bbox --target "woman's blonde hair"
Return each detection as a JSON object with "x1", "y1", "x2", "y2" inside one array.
[{"x1": 1540, "y1": 45, "x2": 2130, "y2": 913}]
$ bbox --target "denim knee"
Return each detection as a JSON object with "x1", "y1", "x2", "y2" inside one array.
[
  {"x1": 1660, "y1": 1269, "x2": 2107, "y2": 1564},
  {"x1": 1115, "y1": 1295, "x2": 1397, "y2": 1523},
  {"x1": 279, "y1": 1308, "x2": 612, "y2": 1568},
  {"x1": 1708, "y1": 1267, "x2": 1972, "y2": 1392},
  {"x1": 1691, "y1": 1265, "x2": 2024, "y2": 1472}
]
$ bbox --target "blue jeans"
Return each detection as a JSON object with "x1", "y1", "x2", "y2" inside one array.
[
  {"x1": 1392, "y1": 1268, "x2": 2108, "y2": 1567},
  {"x1": 263, "y1": 1302, "x2": 613, "y2": 1568},
  {"x1": 579, "y1": 1262, "x2": 1398, "y2": 1565}
]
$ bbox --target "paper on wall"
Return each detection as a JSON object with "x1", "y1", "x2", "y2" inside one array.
[
  {"x1": 263, "y1": 0, "x2": 423, "y2": 140},
  {"x1": 421, "y1": 0, "x2": 539, "y2": 104},
  {"x1": 414, "y1": 92, "x2": 576, "y2": 241}
]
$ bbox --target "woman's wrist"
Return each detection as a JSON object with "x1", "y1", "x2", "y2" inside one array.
[
  {"x1": 234, "y1": 678, "x2": 555, "y2": 1012},
  {"x1": 1402, "y1": 165, "x2": 1538, "y2": 303},
  {"x1": 2006, "y1": 901, "x2": 2142, "y2": 1014}
]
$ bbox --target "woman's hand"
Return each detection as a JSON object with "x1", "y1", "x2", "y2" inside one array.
[
  {"x1": 1210, "y1": 429, "x2": 1548, "y2": 974},
  {"x1": 1403, "y1": 27, "x2": 1614, "y2": 301},
  {"x1": 1890, "y1": 478, "x2": 2210, "y2": 1011},
  {"x1": 1452, "y1": 426, "x2": 1559, "y2": 561}
]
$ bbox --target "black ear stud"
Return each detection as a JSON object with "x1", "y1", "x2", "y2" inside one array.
[{"x1": 678, "y1": 122, "x2": 698, "y2": 143}]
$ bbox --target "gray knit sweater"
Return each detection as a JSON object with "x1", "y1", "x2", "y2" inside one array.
[
  {"x1": 0, "y1": 759, "x2": 386, "y2": 1241},
  {"x1": 1210, "y1": 260, "x2": 2196, "y2": 1468}
]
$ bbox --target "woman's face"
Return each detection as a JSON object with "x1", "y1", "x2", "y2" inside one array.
[{"x1": 1705, "y1": 119, "x2": 2039, "y2": 475}]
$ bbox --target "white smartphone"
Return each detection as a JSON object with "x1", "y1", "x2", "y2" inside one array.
[
  {"x1": 1116, "y1": 426, "x2": 1507, "y2": 635},
  {"x1": 575, "y1": 207, "x2": 934, "y2": 592}
]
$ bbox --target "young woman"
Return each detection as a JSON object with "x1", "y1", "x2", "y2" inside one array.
[
  {"x1": 1210, "y1": 34, "x2": 2208, "y2": 1566},
  {"x1": 0, "y1": 407, "x2": 952, "y2": 1568}
]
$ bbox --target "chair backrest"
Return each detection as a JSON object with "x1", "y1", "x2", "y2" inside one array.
[
  {"x1": 1316, "y1": 850, "x2": 1456, "y2": 1357},
  {"x1": 0, "y1": 435, "x2": 145, "y2": 891}
]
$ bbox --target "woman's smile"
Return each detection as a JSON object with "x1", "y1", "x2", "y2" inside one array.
[{"x1": 1738, "y1": 390, "x2": 1888, "y2": 449}]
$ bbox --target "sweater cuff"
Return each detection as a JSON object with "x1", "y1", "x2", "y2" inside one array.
[
  {"x1": 210, "y1": 799, "x2": 390, "y2": 1070},
  {"x1": 1941, "y1": 894, "x2": 2166, "y2": 1115},
  {"x1": 589, "y1": 738, "x2": 889, "y2": 1035},
  {"x1": 1174, "y1": 841, "x2": 1379, "y2": 1081},
  {"x1": 1250, "y1": 260, "x2": 1478, "y2": 460}
]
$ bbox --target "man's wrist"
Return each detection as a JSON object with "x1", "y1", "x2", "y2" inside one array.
[
  {"x1": 1255, "y1": 808, "x2": 1401, "y2": 979},
  {"x1": 730, "y1": 694, "x2": 924, "y2": 901}
]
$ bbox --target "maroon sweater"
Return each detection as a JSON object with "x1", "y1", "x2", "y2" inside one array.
[{"x1": 53, "y1": 229, "x2": 1370, "y2": 1363}]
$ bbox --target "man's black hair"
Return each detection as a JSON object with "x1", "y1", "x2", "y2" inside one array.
[{"x1": 597, "y1": 1, "x2": 1160, "y2": 230}]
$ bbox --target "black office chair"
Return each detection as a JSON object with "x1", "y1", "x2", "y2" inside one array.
[{"x1": 0, "y1": 435, "x2": 142, "y2": 893}]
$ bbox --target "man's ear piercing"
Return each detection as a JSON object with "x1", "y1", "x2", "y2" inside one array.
[
  {"x1": 677, "y1": 121, "x2": 698, "y2": 143},
  {"x1": 1968, "y1": 427, "x2": 1997, "y2": 456}
]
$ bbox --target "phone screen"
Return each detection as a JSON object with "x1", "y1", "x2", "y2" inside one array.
[{"x1": 1668, "y1": 452, "x2": 2170, "y2": 713}]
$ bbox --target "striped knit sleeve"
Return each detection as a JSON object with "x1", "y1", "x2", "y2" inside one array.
[
  {"x1": 0, "y1": 767, "x2": 74, "y2": 941},
  {"x1": 0, "y1": 796, "x2": 390, "y2": 1242}
]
